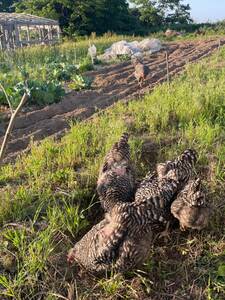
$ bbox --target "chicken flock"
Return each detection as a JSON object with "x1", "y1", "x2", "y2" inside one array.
[{"x1": 67, "y1": 133, "x2": 210, "y2": 275}]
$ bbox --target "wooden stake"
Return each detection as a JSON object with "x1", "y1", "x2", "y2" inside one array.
[
  {"x1": 217, "y1": 39, "x2": 221, "y2": 61},
  {"x1": 0, "y1": 93, "x2": 28, "y2": 164},
  {"x1": 165, "y1": 50, "x2": 170, "y2": 84}
]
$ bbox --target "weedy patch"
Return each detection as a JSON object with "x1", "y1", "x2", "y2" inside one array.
[{"x1": 0, "y1": 41, "x2": 224, "y2": 299}]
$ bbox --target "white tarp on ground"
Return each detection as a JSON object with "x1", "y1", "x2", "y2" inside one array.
[{"x1": 99, "y1": 38, "x2": 162, "y2": 61}]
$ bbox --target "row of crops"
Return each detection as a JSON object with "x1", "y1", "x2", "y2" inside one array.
[{"x1": 0, "y1": 34, "x2": 130, "y2": 108}]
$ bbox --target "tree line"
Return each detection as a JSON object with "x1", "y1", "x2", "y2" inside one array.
[{"x1": 0, "y1": 0, "x2": 192, "y2": 36}]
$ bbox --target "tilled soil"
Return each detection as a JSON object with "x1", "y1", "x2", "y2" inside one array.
[{"x1": 0, "y1": 38, "x2": 224, "y2": 162}]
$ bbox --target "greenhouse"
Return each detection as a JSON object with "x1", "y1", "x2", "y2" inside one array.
[{"x1": 0, "y1": 13, "x2": 61, "y2": 50}]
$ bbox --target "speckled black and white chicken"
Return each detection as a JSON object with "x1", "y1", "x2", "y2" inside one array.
[
  {"x1": 135, "y1": 149, "x2": 197, "y2": 214},
  {"x1": 67, "y1": 202, "x2": 156, "y2": 274},
  {"x1": 67, "y1": 149, "x2": 197, "y2": 274},
  {"x1": 171, "y1": 177, "x2": 210, "y2": 231},
  {"x1": 97, "y1": 132, "x2": 136, "y2": 212},
  {"x1": 132, "y1": 58, "x2": 150, "y2": 88},
  {"x1": 67, "y1": 218, "x2": 111, "y2": 273},
  {"x1": 133, "y1": 148, "x2": 198, "y2": 238}
]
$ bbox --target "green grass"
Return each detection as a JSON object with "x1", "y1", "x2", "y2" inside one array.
[{"x1": 0, "y1": 40, "x2": 224, "y2": 299}]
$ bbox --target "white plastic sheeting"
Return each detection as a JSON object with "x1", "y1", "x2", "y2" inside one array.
[{"x1": 99, "y1": 38, "x2": 162, "y2": 61}]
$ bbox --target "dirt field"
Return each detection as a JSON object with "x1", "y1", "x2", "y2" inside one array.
[{"x1": 0, "y1": 38, "x2": 224, "y2": 162}]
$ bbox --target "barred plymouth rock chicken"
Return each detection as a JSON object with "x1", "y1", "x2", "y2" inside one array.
[
  {"x1": 97, "y1": 133, "x2": 136, "y2": 212},
  {"x1": 171, "y1": 178, "x2": 210, "y2": 231},
  {"x1": 134, "y1": 149, "x2": 197, "y2": 238},
  {"x1": 156, "y1": 149, "x2": 197, "y2": 186},
  {"x1": 135, "y1": 149, "x2": 197, "y2": 207},
  {"x1": 67, "y1": 218, "x2": 111, "y2": 273},
  {"x1": 67, "y1": 224, "x2": 154, "y2": 274},
  {"x1": 132, "y1": 58, "x2": 150, "y2": 88},
  {"x1": 67, "y1": 200, "x2": 160, "y2": 274}
]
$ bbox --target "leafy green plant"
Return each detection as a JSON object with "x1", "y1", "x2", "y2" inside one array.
[
  {"x1": 46, "y1": 62, "x2": 77, "y2": 81},
  {"x1": 12, "y1": 80, "x2": 65, "y2": 106},
  {"x1": 0, "y1": 79, "x2": 65, "y2": 107},
  {"x1": 68, "y1": 75, "x2": 91, "y2": 91}
]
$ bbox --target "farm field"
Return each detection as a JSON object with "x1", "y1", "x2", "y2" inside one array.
[
  {"x1": 0, "y1": 37, "x2": 224, "y2": 162},
  {"x1": 0, "y1": 32, "x2": 224, "y2": 299},
  {"x1": 0, "y1": 34, "x2": 138, "y2": 107}
]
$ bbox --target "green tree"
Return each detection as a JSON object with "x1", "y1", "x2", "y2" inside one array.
[
  {"x1": 15, "y1": 0, "x2": 136, "y2": 35},
  {"x1": 0, "y1": 0, "x2": 18, "y2": 12},
  {"x1": 130, "y1": 0, "x2": 192, "y2": 26}
]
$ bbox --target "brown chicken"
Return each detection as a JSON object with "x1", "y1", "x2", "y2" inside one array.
[
  {"x1": 171, "y1": 178, "x2": 210, "y2": 231},
  {"x1": 132, "y1": 58, "x2": 150, "y2": 88}
]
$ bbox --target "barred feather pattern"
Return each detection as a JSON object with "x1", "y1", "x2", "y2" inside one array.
[
  {"x1": 67, "y1": 218, "x2": 116, "y2": 273},
  {"x1": 135, "y1": 149, "x2": 197, "y2": 210},
  {"x1": 67, "y1": 209, "x2": 156, "y2": 274},
  {"x1": 99, "y1": 132, "x2": 130, "y2": 175},
  {"x1": 171, "y1": 178, "x2": 210, "y2": 230},
  {"x1": 112, "y1": 233, "x2": 153, "y2": 272},
  {"x1": 97, "y1": 222, "x2": 155, "y2": 273},
  {"x1": 97, "y1": 166, "x2": 135, "y2": 211},
  {"x1": 97, "y1": 133, "x2": 136, "y2": 211},
  {"x1": 157, "y1": 149, "x2": 197, "y2": 188}
]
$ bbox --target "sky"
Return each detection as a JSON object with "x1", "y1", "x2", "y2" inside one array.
[
  {"x1": 184, "y1": 0, "x2": 225, "y2": 22},
  {"x1": 129, "y1": 1, "x2": 225, "y2": 23}
]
